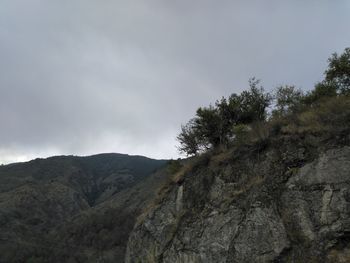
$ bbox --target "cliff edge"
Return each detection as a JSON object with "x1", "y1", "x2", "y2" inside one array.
[{"x1": 126, "y1": 115, "x2": 350, "y2": 263}]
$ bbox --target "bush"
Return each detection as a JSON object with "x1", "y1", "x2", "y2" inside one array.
[
  {"x1": 302, "y1": 81, "x2": 338, "y2": 106},
  {"x1": 249, "y1": 122, "x2": 271, "y2": 146},
  {"x1": 177, "y1": 79, "x2": 271, "y2": 155},
  {"x1": 273, "y1": 85, "x2": 304, "y2": 115},
  {"x1": 281, "y1": 95, "x2": 350, "y2": 137},
  {"x1": 177, "y1": 119, "x2": 201, "y2": 156},
  {"x1": 232, "y1": 124, "x2": 250, "y2": 145},
  {"x1": 325, "y1": 47, "x2": 350, "y2": 95}
]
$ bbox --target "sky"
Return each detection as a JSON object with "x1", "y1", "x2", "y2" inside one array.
[{"x1": 0, "y1": 0, "x2": 350, "y2": 164}]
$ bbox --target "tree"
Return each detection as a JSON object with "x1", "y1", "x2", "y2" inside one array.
[
  {"x1": 176, "y1": 79, "x2": 271, "y2": 155},
  {"x1": 237, "y1": 78, "x2": 271, "y2": 123},
  {"x1": 274, "y1": 85, "x2": 303, "y2": 115},
  {"x1": 325, "y1": 47, "x2": 350, "y2": 95},
  {"x1": 195, "y1": 106, "x2": 222, "y2": 148},
  {"x1": 300, "y1": 48, "x2": 350, "y2": 105},
  {"x1": 215, "y1": 97, "x2": 238, "y2": 145},
  {"x1": 302, "y1": 81, "x2": 338, "y2": 105},
  {"x1": 177, "y1": 119, "x2": 200, "y2": 156},
  {"x1": 176, "y1": 48, "x2": 350, "y2": 156}
]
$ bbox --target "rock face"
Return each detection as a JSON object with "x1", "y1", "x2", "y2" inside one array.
[
  {"x1": 282, "y1": 147, "x2": 350, "y2": 262},
  {"x1": 126, "y1": 146, "x2": 350, "y2": 263}
]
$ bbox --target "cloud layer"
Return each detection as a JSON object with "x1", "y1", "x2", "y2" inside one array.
[{"x1": 1, "y1": 0, "x2": 350, "y2": 163}]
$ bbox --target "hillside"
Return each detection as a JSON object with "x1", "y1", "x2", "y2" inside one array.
[
  {"x1": 0, "y1": 153, "x2": 169, "y2": 262},
  {"x1": 126, "y1": 95, "x2": 350, "y2": 262}
]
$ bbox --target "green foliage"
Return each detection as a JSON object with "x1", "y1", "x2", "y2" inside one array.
[
  {"x1": 302, "y1": 81, "x2": 338, "y2": 105},
  {"x1": 238, "y1": 78, "x2": 272, "y2": 123},
  {"x1": 177, "y1": 79, "x2": 271, "y2": 155},
  {"x1": 274, "y1": 85, "x2": 304, "y2": 115},
  {"x1": 177, "y1": 119, "x2": 202, "y2": 156},
  {"x1": 325, "y1": 47, "x2": 350, "y2": 95},
  {"x1": 232, "y1": 122, "x2": 271, "y2": 149},
  {"x1": 195, "y1": 105, "x2": 223, "y2": 147},
  {"x1": 215, "y1": 97, "x2": 238, "y2": 144},
  {"x1": 232, "y1": 124, "x2": 250, "y2": 145},
  {"x1": 303, "y1": 47, "x2": 350, "y2": 105},
  {"x1": 177, "y1": 48, "x2": 350, "y2": 156}
]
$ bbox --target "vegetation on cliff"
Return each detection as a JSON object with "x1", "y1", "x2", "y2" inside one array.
[
  {"x1": 127, "y1": 49, "x2": 350, "y2": 263},
  {"x1": 177, "y1": 48, "x2": 350, "y2": 156}
]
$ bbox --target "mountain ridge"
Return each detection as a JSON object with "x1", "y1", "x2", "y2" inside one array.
[{"x1": 0, "y1": 153, "x2": 172, "y2": 262}]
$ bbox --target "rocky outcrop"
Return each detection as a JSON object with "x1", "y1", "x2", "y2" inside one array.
[
  {"x1": 126, "y1": 146, "x2": 350, "y2": 263},
  {"x1": 281, "y1": 147, "x2": 350, "y2": 262}
]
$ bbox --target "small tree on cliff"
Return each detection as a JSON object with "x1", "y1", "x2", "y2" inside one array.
[
  {"x1": 177, "y1": 79, "x2": 271, "y2": 155},
  {"x1": 237, "y1": 78, "x2": 271, "y2": 123},
  {"x1": 177, "y1": 119, "x2": 200, "y2": 156},
  {"x1": 325, "y1": 47, "x2": 350, "y2": 95},
  {"x1": 274, "y1": 85, "x2": 304, "y2": 115}
]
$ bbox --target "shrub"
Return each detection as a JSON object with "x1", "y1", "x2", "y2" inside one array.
[
  {"x1": 177, "y1": 119, "x2": 201, "y2": 156},
  {"x1": 249, "y1": 122, "x2": 271, "y2": 146},
  {"x1": 273, "y1": 85, "x2": 304, "y2": 115},
  {"x1": 325, "y1": 47, "x2": 350, "y2": 95},
  {"x1": 302, "y1": 81, "x2": 338, "y2": 106},
  {"x1": 232, "y1": 124, "x2": 250, "y2": 145},
  {"x1": 177, "y1": 79, "x2": 271, "y2": 155},
  {"x1": 281, "y1": 95, "x2": 350, "y2": 137}
]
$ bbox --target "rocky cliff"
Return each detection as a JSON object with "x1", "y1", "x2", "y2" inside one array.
[{"x1": 126, "y1": 139, "x2": 350, "y2": 262}]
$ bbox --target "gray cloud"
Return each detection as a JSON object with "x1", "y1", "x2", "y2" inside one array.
[{"x1": 1, "y1": 0, "x2": 350, "y2": 163}]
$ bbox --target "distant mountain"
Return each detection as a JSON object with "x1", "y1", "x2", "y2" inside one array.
[{"x1": 0, "y1": 153, "x2": 171, "y2": 262}]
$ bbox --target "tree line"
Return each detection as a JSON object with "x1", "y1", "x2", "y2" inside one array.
[{"x1": 177, "y1": 48, "x2": 350, "y2": 156}]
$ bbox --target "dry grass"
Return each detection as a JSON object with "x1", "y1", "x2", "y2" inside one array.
[
  {"x1": 209, "y1": 150, "x2": 233, "y2": 166},
  {"x1": 230, "y1": 175, "x2": 265, "y2": 198},
  {"x1": 280, "y1": 95, "x2": 350, "y2": 136},
  {"x1": 135, "y1": 161, "x2": 194, "y2": 226},
  {"x1": 248, "y1": 122, "x2": 271, "y2": 143}
]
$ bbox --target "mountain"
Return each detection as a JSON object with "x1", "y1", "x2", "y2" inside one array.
[
  {"x1": 1, "y1": 93, "x2": 350, "y2": 262},
  {"x1": 126, "y1": 96, "x2": 350, "y2": 262},
  {"x1": 0, "y1": 153, "x2": 170, "y2": 262}
]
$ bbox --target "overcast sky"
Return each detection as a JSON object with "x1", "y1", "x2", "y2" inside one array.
[{"x1": 0, "y1": 0, "x2": 349, "y2": 164}]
